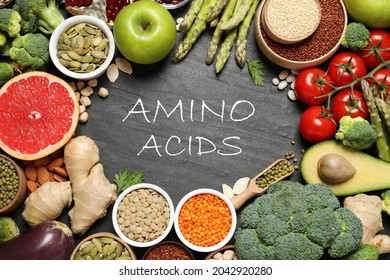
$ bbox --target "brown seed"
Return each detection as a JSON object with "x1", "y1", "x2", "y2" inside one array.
[
  {"x1": 33, "y1": 156, "x2": 51, "y2": 167},
  {"x1": 37, "y1": 165, "x2": 51, "y2": 186},
  {"x1": 48, "y1": 157, "x2": 64, "y2": 172},
  {"x1": 80, "y1": 86, "x2": 94, "y2": 97},
  {"x1": 54, "y1": 173, "x2": 68, "y2": 182},
  {"x1": 52, "y1": 166, "x2": 68, "y2": 177},
  {"x1": 25, "y1": 165, "x2": 37, "y2": 181}
]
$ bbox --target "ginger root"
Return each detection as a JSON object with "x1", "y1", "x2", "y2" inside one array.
[
  {"x1": 22, "y1": 181, "x2": 72, "y2": 226},
  {"x1": 344, "y1": 193, "x2": 390, "y2": 255},
  {"x1": 64, "y1": 135, "x2": 117, "y2": 235}
]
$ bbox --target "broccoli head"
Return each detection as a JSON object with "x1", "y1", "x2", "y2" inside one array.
[
  {"x1": 234, "y1": 181, "x2": 363, "y2": 260},
  {"x1": 341, "y1": 22, "x2": 370, "y2": 51},
  {"x1": 13, "y1": 0, "x2": 64, "y2": 35},
  {"x1": 335, "y1": 115, "x2": 377, "y2": 150},
  {"x1": 9, "y1": 33, "x2": 49, "y2": 72},
  {"x1": 0, "y1": 8, "x2": 21, "y2": 38},
  {"x1": 0, "y1": 62, "x2": 14, "y2": 86},
  {"x1": 381, "y1": 189, "x2": 390, "y2": 216}
]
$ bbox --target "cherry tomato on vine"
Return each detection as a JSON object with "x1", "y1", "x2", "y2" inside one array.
[
  {"x1": 328, "y1": 52, "x2": 367, "y2": 87},
  {"x1": 371, "y1": 68, "x2": 390, "y2": 100},
  {"x1": 331, "y1": 88, "x2": 368, "y2": 123},
  {"x1": 299, "y1": 106, "x2": 337, "y2": 143},
  {"x1": 294, "y1": 68, "x2": 333, "y2": 105},
  {"x1": 358, "y1": 29, "x2": 390, "y2": 69}
]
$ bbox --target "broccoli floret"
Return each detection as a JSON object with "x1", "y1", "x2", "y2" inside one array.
[
  {"x1": 0, "y1": 8, "x2": 21, "y2": 38},
  {"x1": 341, "y1": 22, "x2": 370, "y2": 51},
  {"x1": 0, "y1": 62, "x2": 14, "y2": 86},
  {"x1": 8, "y1": 33, "x2": 49, "y2": 72},
  {"x1": 328, "y1": 208, "x2": 363, "y2": 258},
  {"x1": 273, "y1": 233, "x2": 324, "y2": 260},
  {"x1": 235, "y1": 228, "x2": 275, "y2": 260},
  {"x1": 0, "y1": 31, "x2": 7, "y2": 48},
  {"x1": 20, "y1": 16, "x2": 40, "y2": 34},
  {"x1": 234, "y1": 181, "x2": 363, "y2": 260},
  {"x1": 381, "y1": 189, "x2": 390, "y2": 216},
  {"x1": 335, "y1": 115, "x2": 377, "y2": 150},
  {"x1": 342, "y1": 244, "x2": 379, "y2": 260},
  {"x1": 12, "y1": 0, "x2": 64, "y2": 35}
]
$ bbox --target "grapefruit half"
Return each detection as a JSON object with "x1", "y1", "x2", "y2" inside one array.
[{"x1": 0, "y1": 71, "x2": 79, "y2": 160}]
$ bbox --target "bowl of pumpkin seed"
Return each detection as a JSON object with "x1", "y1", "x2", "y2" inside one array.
[
  {"x1": 70, "y1": 232, "x2": 137, "y2": 260},
  {"x1": 49, "y1": 15, "x2": 116, "y2": 81}
]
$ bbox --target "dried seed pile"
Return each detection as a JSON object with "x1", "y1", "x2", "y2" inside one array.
[
  {"x1": 57, "y1": 22, "x2": 109, "y2": 73},
  {"x1": 144, "y1": 243, "x2": 193, "y2": 260},
  {"x1": 261, "y1": 0, "x2": 345, "y2": 61},
  {"x1": 0, "y1": 157, "x2": 18, "y2": 209},
  {"x1": 22, "y1": 150, "x2": 69, "y2": 194},
  {"x1": 117, "y1": 188, "x2": 171, "y2": 243},
  {"x1": 73, "y1": 236, "x2": 132, "y2": 260},
  {"x1": 68, "y1": 79, "x2": 109, "y2": 124},
  {"x1": 265, "y1": 0, "x2": 320, "y2": 40},
  {"x1": 255, "y1": 160, "x2": 294, "y2": 188},
  {"x1": 209, "y1": 249, "x2": 238, "y2": 260},
  {"x1": 271, "y1": 69, "x2": 299, "y2": 101},
  {"x1": 178, "y1": 193, "x2": 232, "y2": 247}
]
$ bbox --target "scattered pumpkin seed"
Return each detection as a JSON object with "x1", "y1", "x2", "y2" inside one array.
[
  {"x1": 115, "y1": 57, "x2": 133, "y2": 75},
  {"x1": 107, "y1": 63, "x2": 119, "y2": 82}
]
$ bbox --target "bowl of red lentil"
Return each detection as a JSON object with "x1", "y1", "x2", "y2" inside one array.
[
  {"x1": 254, "y1": 0, "x2": 348, "y2": 70},
  {"x1": 174, "y1": 188, "x2": 237, "y2": 253},
  {"x1": 142, "y1": 241, "x2": 194, "y2": 260},
  {"x1": 0, "y1": 154, "x2": 27, "y2": 215},
  {"x1": 112, "y1": 183, "x2": 175, "y2": 248}
]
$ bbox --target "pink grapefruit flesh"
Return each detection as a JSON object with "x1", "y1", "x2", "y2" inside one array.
[{"x1": 0, "y1": 71, "x2": 79, "y2": 160}]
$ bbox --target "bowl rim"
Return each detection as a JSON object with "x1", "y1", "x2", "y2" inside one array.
[
  {"x1": 49, "y1": 15, "x2": 116, "y2": 81},
  {"x1": 0, "y1": 154, "x2": 27, "y2": 215},
  {"x1": 69, "y1": 231, "x2": 137, "y2": 260},
  {"x1": 112, "y1": 182, "x2": 175, "y2": 248},
  {"x1": 205, "y1": 244, "x2": 236, "y2": 260},
  {"x1": 173, "y1": 188, "x2": 237, "y2": 253},
  {"x1": 162, "y1": 0, "x2": 190, "y2": 10}
]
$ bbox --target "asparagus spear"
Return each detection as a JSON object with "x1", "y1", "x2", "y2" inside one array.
[
  {"x1": 179, "y1": 0, "x2": 206, "y2": 33},
  {"x1": 375, "y1": 97, "x2": 390, "y2": 136},
  {"x1": 361, "y1": 79, "x2": 390, "y2": 161},
  {"x1": 219, "y1": 0, "x2": 254, "y2": 31},
  {"x1": 205, "y1": 0, "x2": 237, "y2": 65},
  {"x1": 206, "y1": 0, "x2": 230, "y2": 23},
  {"x1": 235, "y1": 0, "x2": 260, "y2": 68},
  {"x1": 173, "y1": 0, "x2": 218, "y2": 63}
]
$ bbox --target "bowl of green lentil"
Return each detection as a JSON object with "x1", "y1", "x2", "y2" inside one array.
[
  {"x1": 112, "y1": 183, "x2": 175, "y2": 248},
  {"x1": 0, "y1": 154, "x2": 27, "y2": 215},
  {"x1": 49, "y1": 15, "x2": 116, "y2": 81}
]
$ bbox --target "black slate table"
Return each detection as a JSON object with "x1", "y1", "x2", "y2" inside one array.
[{"x1": 8, "y1": 5, "x2": 390, "y2": 260}]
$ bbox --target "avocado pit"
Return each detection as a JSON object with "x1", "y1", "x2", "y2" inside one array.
[{"x1": 317, "y1": 153, "x2": 356, "y2": 183}]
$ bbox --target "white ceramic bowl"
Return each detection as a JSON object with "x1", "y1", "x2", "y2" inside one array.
[
  {"x1": 174, "y1": 188, "x2": 237, "y2": 253},
  {"x1": 112, "y1": 183, "x2": 175, "y2": 248},
  {"x1": 49, "y1": 15, "x2": 115, "y2": 80},
  {"x1": 162, "y1": 0, "x2": 190, "y2": 10}
]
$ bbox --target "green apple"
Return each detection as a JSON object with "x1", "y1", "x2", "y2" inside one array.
[
  {"x1": 343, "y1": 0, "x2": 390, "y2": 29},
  {"x1": 113, "y1": 0, "x2": 177, "y2": 64}
]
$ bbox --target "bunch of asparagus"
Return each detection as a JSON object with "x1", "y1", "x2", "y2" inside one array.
[
  {"x1": 172, "y1": 0, "x2": 261, "y2": 73},
  {"x1": 362, "y1": 79, "x2": 390, "y2": 162}
]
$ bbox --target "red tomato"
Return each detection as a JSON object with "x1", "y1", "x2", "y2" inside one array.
[
  {"x1": 299, "y1": 106, "x2": 337, "y2": 143},
  {"x1": 294, "y1": 68, "x2": 333, "y2": 105},
  {"x1": 331, "y1": 88, "x2": 368, "y2": 123},
  {"x1": 328, "y1": 52, "x2": 367, "y2": 87},
  {"x1": 358, "y1": 29, "x2": 390, "y2": 69},
  {"x1": 372, "y1": 68, "x2": 390, "y2": 100}
]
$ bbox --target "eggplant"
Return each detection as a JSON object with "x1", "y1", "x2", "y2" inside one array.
[{"x1": 0, "y1": 220, "x2": 75, "y2": 260}]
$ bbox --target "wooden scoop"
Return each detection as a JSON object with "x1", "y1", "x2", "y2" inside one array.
[{"x1": 230, "y1": 158, "x2": 294, "y2": 210}]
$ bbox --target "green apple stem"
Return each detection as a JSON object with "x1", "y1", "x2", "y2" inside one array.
[
  {"x1": 235, "y1": 0, "x2": 260, "y2": 68},
  {"x1": 179, "y1": 0, "x2": 206, "y2": 33},
  {"x1": 205, "y1": 0, "x2": 238, "y2": 65},
  {"x1": 219, "y1": 0, "x2": 254, "y2": 31},
  {"x1": 173, "y1": 0, "x2": 218, "y2": 63}
]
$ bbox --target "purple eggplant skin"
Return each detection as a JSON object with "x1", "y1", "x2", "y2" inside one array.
[{"x1": 0, "y1": 220, "x2": 75, "y2": 260}]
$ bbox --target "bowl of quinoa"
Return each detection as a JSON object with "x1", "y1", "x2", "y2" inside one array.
[
  {"x1": 174, "y1": 188, "x2": 237, "y2": 253},
  {"x1": 112, "y1": 183, "x2": 174, "y2": 248},
  {"x1": 254, "y1": 0, "x2": 348, "y2": 70}
]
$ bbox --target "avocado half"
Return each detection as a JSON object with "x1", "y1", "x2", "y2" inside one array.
[{"x1": 300, "y1": 140, "x2": 390, "y2": 196}]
